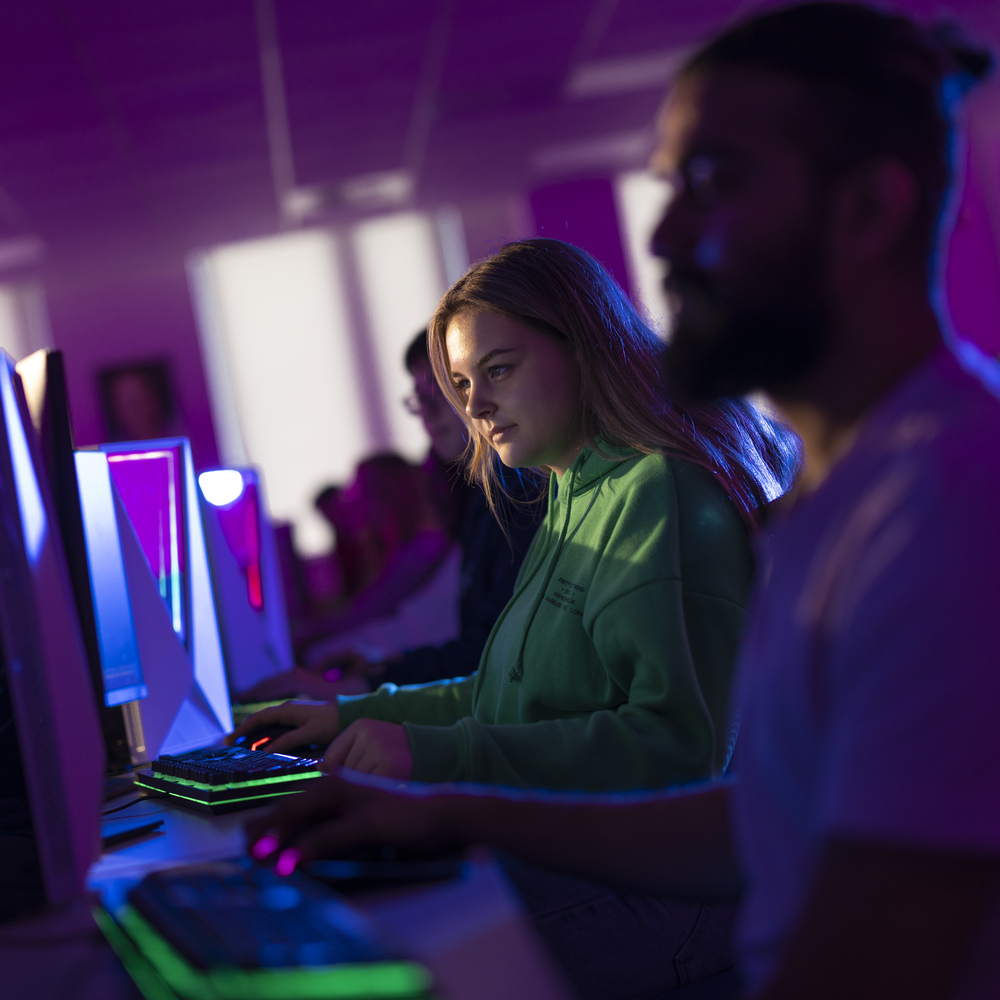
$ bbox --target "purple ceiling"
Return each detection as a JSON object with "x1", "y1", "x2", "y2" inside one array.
[{"x1": 0, "y1": 0, "x2": 998, "y2": 263}]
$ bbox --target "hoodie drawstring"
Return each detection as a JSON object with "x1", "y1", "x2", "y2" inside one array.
[{"x1": 507, "y1": 462, "x2": 577, "y2": 682}]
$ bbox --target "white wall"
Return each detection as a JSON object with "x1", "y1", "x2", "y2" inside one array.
[
  {"x1": 615, "y1": 170, "x2": 674, "y2": 339},
  {"x1": 190, "y1": 213, "x2": 452, "y2": 555},
  {"x1": 0, "y1": 283, "x2": 52, "y2": 361}
]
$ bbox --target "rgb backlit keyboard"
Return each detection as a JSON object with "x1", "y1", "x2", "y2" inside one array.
[
  {"x1": 94, "y1": 858, "x2": 431, "y2": 999},
  {"x1": 134, "y1": 745, "x2": 323, "y2": 814}
]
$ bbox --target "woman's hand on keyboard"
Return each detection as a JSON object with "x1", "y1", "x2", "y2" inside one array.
[
  {"x1": 226, "y1": 700, "x2": 341, "y2": 753},
  {"x1": 322, "y1": 719, "x2": 413, "y2": 780}
]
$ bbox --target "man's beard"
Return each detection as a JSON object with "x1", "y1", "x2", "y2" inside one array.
[{"x1": 661, "y1": 253, "x2": 832, "y2": 403}]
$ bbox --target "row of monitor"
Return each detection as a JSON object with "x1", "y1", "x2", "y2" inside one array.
[{"x1": 0, "y1": 347, "x2": 293, "y2": 918}]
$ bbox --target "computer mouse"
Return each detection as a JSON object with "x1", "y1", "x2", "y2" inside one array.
[{"x1": 302, "y1": 846, "x2": 468, "y2": 893}]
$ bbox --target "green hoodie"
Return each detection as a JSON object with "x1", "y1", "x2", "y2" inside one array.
[{"x1": 338, "y1": 445, "x2": 754, "y2": 791}]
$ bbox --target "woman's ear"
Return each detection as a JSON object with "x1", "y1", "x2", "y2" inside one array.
[{"x1": 828, "y1": 157, "x2": 920, "y2": 265}]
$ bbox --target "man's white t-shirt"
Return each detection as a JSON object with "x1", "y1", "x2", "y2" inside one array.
[{"x1": 734, "y1": 344, "x2": 1000, "y2": 997}]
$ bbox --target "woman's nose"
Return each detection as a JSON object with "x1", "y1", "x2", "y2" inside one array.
[{"x1": 465, "y1": 379, "x2": 494, "y2": 419}]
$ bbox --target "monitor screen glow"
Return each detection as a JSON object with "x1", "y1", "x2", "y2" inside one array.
[
  {"x1": 106, "y1": 445, "x2": 187, "y2": 645},
  {"x1": 74, "y1": 451, "x2": 148, "y2": 708}
]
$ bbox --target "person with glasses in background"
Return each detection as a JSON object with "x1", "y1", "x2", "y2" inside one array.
[{"x1": 244, "y1": 329, "x2": 539, "y2": 702}]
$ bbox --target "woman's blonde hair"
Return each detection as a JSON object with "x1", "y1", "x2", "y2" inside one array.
[{"x1": 428, "y1": 238, "x2": 798, "y2": 527}]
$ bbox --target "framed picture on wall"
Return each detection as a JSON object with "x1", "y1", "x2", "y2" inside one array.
[{"x1": 97, "y1": 359, "x2": 181, "y2": 443}]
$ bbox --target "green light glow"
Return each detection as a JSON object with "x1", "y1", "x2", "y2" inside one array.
[
  {"x1": 141, "y1": 769, "x2": 322, "y2": 792},
  {"x1": 115, "y1": 906, "x2": 431, "y2": 999},
  {"x1": 135, "y1": 779, "x2": 319, "y2": 809},
  {"x1": 134, "y1": 784, "x2": 310, "y2": 807},
  {"x1": 92, "y1": 905, "x2": 182, "y2": 1000}
]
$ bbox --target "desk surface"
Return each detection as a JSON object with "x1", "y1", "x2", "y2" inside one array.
[
  {"x1": 1, "y1": 788, "x2": 576, "y2": 1000},
  {"x1": 91, "y1": 789, "x2": 252, "y2": 885}
]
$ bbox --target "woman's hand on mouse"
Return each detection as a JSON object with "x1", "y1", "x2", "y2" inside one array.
[
  {"x1": 227, "y1": 700, "x2": 341, "y2": 754},
  {"x1": 322, "y1": 719, "x2": 413, "y2": 780}
]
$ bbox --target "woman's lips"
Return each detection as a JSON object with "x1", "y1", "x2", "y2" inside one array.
[{"x1": 490, "y1": 425, "x2": 515, "y2": 443}]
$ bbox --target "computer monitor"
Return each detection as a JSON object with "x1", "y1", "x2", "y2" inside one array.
[
  {"x1": 104, "y1": 441, "x2": 189, "y2": 647},
  {"x1": 198, "y1": 468, "x2": 294, "y2": 695},
  {"x1": 15, "y1": 349, "x2": 139, "y2": 771},
  {"x1": 74, "y1": 451, "x2": 148, "y2": 710},
  {"x1": 100, "y1": 438, "x2": 233, "y2": 757},
  {"x1": 0, "y1": 351, "x2": 104, "y2": 918}
]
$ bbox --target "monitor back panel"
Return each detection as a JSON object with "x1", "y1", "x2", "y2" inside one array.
[
  {"x1": 16, "y1": 348, "x2": 133, "y2": 770},
  {"x1": 0, "y1": 353, "x2": 103, "y2": 906},
  {"x1": 97, "y1": 439, "x2": 233, "y2": 758},
  {"x1": 199, "y1": 468, "x2": 293, "y2": 695}
]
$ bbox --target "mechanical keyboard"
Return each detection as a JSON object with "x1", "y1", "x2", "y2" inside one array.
[
  {"x1": 94, "y1": 858, "x2": 431, "y2": 999},
  {"x1": 133, "y1": 745, "x2": 323, "y2": 814}
]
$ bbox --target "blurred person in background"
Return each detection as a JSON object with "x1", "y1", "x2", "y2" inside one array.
[{"x1": 287, "y1": 451, "x2": 450, "y2": 652}]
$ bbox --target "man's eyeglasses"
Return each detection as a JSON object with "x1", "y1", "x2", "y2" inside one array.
[{"x1": 403, "y1": 387, "x2": 445, "y2": 415}]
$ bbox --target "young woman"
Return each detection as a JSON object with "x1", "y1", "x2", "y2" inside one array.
[{"x1": 230, "y1": 238, "x2": 798, "y2": 793}]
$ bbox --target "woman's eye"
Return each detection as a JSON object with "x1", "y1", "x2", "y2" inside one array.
[
  {"x1": 488, "y1": 365, "x2": 510, "y2": 379},
  {"x1": 452, "y1": 379, "x2": 470, "y2": 396}
]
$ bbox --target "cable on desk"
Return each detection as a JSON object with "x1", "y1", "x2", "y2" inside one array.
[{"x1": 102, "y1": 795, "x2": 151, "y2": 817}]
